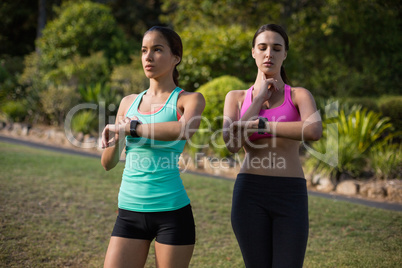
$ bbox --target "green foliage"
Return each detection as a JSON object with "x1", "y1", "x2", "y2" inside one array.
[
  {"x1": 369, "y1": 142, "x2": 402, "y2": 180},
  {"x1": 341, "y1": 97, "x2": 379, "y2": 113},
  {"x1": 37, "y1": 1, "x2": 131, "y2": 71},
  {"x1": 161, "y1": 0, "x2": 281, "y2": 30},
  {"x1": 379, "y1": 96, "x2": 402, "y2": 132},
  {"x1": 79, "y1": 82, "x2": 120, "y2": 106},
  {"x1": 1, "y1": 100, "x2": 28, "y2": 122},
  {"x1": 110, "y1": 58, "x2": 149, "y2": 95},
  {"x1": 190, "y1": 76, "x2": 248, "y2": 157},
  {"x1": 44, "y1": 52, "x2": 111, "y2": 87},
  {"x1": 39, "y1": 85, "x2": 79, "y2": 126},
  {"x1": 289, "y1": 0, "x2": 402, "y2": 98},
  {"x1": 0, "y1": 0, "x2": 37, "y2": 57},
  {"x1": 305, "y1": 107, "x2": 395, "y2": 180},
  {"x1": 178, "y1": 25, "x2": 255, "y2": 91},
  {"x1": 71, "y1": 110, "x2": 98, "y2": 135},
  {"x1": 0, "y1": 56, "x2": 25, "y2": 103},
  {"x1": 78, "y1": 82, "x2": 121, "y2": 125}
]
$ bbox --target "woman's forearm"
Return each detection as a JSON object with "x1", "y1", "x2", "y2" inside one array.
[
  {"x1": 125, "y1": 121, "x2": 195, "y2": 141},
  {"x1": 101, "y1": 138, "x2": 125, "y2": 171}
]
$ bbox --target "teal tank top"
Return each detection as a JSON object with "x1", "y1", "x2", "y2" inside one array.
[{"x1": 119, "y1": 87, "x2": 189, "y2": 212}]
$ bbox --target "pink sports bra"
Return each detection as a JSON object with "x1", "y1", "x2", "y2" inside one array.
[{"x1": 240, "y1": 84, "x2": 301, "y2": 141}]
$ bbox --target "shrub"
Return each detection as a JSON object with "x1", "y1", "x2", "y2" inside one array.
[
  {"x1": 44, "y1": 52, "x2": 111, "y2": 87},
  {"x1": 40, "y1": 85, "x2": 79, "y2": 126},
  {"x1": 78, "y1": 82, "x2": 121, "y2": 124},
  {"x1": 1, "y1": 100, "x2": 28, "y2": 123},
  {"x1": 341, "y1": 97, "x2": 379, "y2": 113},
  {"x1": 370, "y1": 142, "x2": 401, "y2": 180},
  {"x1": 305, "y1": 107, "x2": 395, "y2": 181},
  {"x1": 379, "y1": 96, "x2": 402, "y2": 133},
  {"x1": 190, "y1": 76, "x2": 249, "y2": 157},
  {"x1": 37, "y1": 1, "x2": 130, "y2": 71},
  {"x1": 110, "y1": 60, "x2": 149, "y2": 95},
  {"x1": 71, "y1": 110, "x2": 98, "y2": 135},
  {"x1": 179, "y1": 25, "x2": 255, "y2": 91}
]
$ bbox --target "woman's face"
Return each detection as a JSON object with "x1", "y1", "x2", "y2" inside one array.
[
  {"x1": 252, "y1": 30, "x2": 287, "y2": 76},
  {"x1": 141, "y1": 31, "x2": 179, "y2": 81}
]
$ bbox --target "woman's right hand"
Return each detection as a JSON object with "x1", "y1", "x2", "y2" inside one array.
[
  {"x1": 101, "y1": 116, "x2": 137, "y2": 148},
  {"x1": 256, "y1": 71, "x2": 279, "y2": 101}
]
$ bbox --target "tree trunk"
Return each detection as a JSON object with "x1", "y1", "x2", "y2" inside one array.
[{"x1": 36, "y1": 0, "x2": 46, "y2": 52}]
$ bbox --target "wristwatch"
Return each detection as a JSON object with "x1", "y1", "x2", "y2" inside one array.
[
  {"x1": 130, "y1": 120, "x2": 140, "y2": 137},
  {"x1": 258, "y1": 117, "x2": 269, "y2": 134}
]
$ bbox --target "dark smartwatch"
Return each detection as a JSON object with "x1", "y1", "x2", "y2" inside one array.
[
  {"x1": 258, "y1": 117, "x2": 268, "y2": 134},
  {"x1": 130, "y1": 120, "x2": 140, "y2": 137}
]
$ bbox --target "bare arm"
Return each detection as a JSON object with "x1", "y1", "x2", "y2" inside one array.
[
  {"x1": 101, "y1": 95, "x2": 133, "y2": 171},
  {"x1": 223, "y1": 76, "x2": 280, "y2": 153},
  {"x1": 134, "y1": 92, "x2": 206, "y2": 141},
  {"x1": 242, "y1": 88, "x2": 323, "y2": 141},
  {"x1": 222, "y1": 90, "x2": 250, "y2": 153},
  {"x1": 101, "y1": 92, "x2": 205, "y2": 148}
]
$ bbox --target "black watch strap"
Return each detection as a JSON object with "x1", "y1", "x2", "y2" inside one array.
[
  {"x1": 130, "y1": 120, "x2": 140, "y2": 137},
  {"x1": 258, "y1": 117, "x2": 268, "y2": 134}
]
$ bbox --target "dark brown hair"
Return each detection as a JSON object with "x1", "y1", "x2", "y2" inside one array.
[
  {"x1": 252, "y1": 24, "x2": 289, "y2": 84},
  {"x1": 144, "y1": 26, "x2": 183, "y2": 86}
]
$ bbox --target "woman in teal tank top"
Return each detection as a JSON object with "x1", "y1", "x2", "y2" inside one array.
[{"x1": 100, "y1": 26, "x2": 205, "y2": 268}]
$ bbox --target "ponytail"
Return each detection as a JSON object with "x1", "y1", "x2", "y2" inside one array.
[
  {"x1": 173, "y1": 67, "x2": 179, "y2": 86},
  {"x1": 280, "y1": 66, "x2": 288, "y2": 84}
]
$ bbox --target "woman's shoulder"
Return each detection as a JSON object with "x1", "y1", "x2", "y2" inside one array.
[
  {"x1": 178, "y1": 90, "x2": 205, "y2": 102},
  {"x1": 289, "y1": 86, "x2": 316, "y2": 107},
  {"x1": 118, "y1": 93, "x2": 139, "y2": 115},
  {"x1": 289, "y1": 86, "x2": 314, "y2": 99},
  {"x1": 225, "y1": 89, "x2": 247, "y2": 103},
  {"x1": 121, "y1": 93, "x2": 138, "y2": 105}
]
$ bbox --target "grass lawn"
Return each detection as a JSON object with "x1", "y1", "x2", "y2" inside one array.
[{"x1": 0, "y1": 142, "x2": 401, "y2": 267}]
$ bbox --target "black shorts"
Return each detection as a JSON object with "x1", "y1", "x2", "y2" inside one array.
[{"x1": 111, "y1": 204, "x2": 196, "y2": 245}]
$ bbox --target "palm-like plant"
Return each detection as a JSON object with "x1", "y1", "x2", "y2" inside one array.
[
  {"x1": 369, "y1": 142, "x2": 401, "y2": 180},
  {"x1": 305, "y1": 105, "x2": 395, "y2": 182}
]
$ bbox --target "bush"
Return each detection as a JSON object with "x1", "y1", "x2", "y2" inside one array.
[
  {"x1": 370, "y1": 142, "x2": 401, "y2": 180},
  {"x1": 78, "y1": 82, "x2": 121, "y2": 124},
  {"x1": 110, "y1": 59, "x2": 149, "y2": 95},
  {"x1": 190, "y1": 75, "x2": 249, "y2": 157},
  {"x1": 1, "y1": 100, "x2": 28, "y2": 123},
  {"x1": 71, "y1": 110, "x2": 98, "y2": 135},
  {"x1": 179, "y1": 25, "x2": 255, "y2": 91},
  {"x1": 304, "y1": 107, "x2": 395, "y2": 181},
  {"x1": 40, "y1": 85, "x2": 79, "y2": 126},
  {"x1": 44, "y1": 52, "x2": 111, "y2": 87},
  {"x1": 37, "y1": 1, "x2": 131, "y2": 71},
  {"x1": 379, "y1": 96, "x2": 402, "y2": 132},
  {"x1": 341, "y1": 97, "x2": 379, "y2": 113}
]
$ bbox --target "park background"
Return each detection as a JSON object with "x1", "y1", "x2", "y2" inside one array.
[{"x1": 0, "y1": 0, "x2": 401, "y2": 267}]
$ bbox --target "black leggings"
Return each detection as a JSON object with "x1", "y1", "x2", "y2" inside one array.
[{"x1": 231, "y1": 173, "x2": 309, "y2": 268}]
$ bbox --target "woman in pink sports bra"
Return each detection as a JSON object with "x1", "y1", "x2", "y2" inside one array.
[{"x1": 223, "y1": 24, "x2": 322, "y2": 268}]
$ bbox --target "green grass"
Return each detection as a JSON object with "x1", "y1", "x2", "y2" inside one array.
[{"x1": 0, "y1": 142, "x2": 401, "y2": 267}]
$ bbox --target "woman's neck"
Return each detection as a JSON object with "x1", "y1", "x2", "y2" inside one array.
[{"x1": 148, "y1": 78, "x2": 177, "y2": 96}]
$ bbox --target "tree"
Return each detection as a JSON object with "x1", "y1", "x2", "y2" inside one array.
[
  {"x1": 287, "y1": 0, "x2": 402, "y2": 97},
  {"x1": 178, "y1": 25, "x2": 255, "y2": 91},
  {"x1": 108, "y1": 0, "x2": 163, "y2": 41},
  {"x1": 37, "y1": 1, "x2": 131, "y2": 71}
]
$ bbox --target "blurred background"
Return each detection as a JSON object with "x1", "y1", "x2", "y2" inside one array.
[{"x1": 0, "y1": 0, "x2": 401, "y2": 183}]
